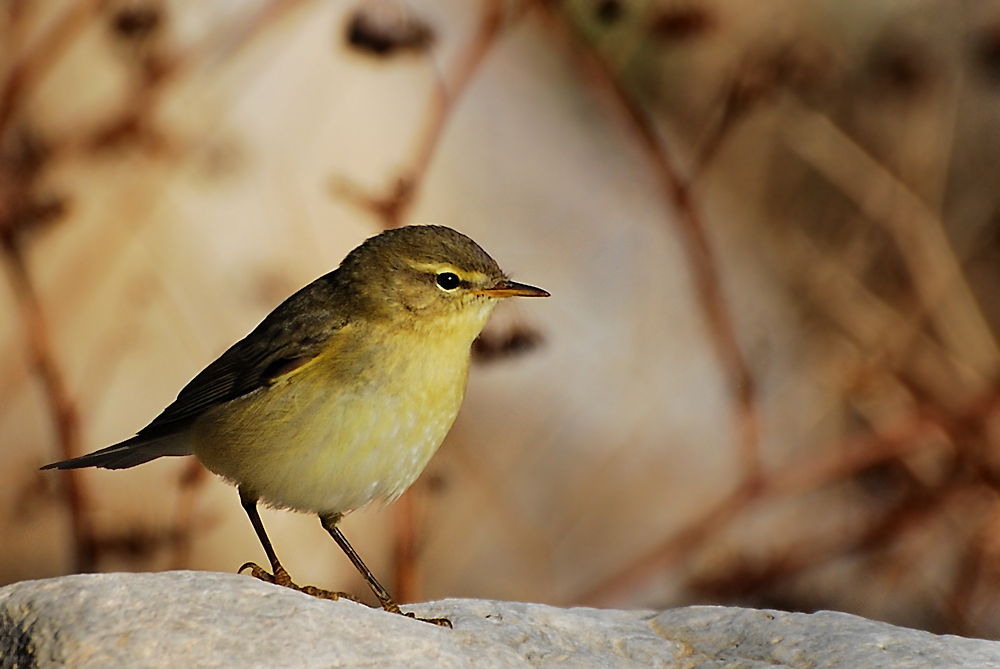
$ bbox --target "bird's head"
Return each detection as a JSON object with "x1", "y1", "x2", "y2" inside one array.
[{"x1": 337, "y1": 225, "x2": 548, "y2": 337}]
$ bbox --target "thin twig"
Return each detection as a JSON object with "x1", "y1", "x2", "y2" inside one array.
[
  {"x1": 945, "y1": 497, "x2": 1000, "y2": 635},
  {"x1": 170, "y1": 459, "x2": 210, "y2": 570},
  {"x1": 0, "y1": 0, "x2": 300, "y2": 576},
  {"x1": 775, "y1": 226, "x2": 981, "y2": 408},
  {"x1": 207, "y1": 0, "x2": 315, "y2": 65},
  {"x1": 380, "y1": 0, "x2": 515, "y2": 603},
  {"x1": 394, "y1": 484, "x2": 421, "y2": 604},
  {"x1": 333, "y1": 0, "x2": 510, "y2": 228},
  {"x1": 0, "y1": 0, "x2": 107, "y2": 133},
  {"x1": 0, "y1": 238, "x2": 95, "y2": 572},
  {"x1": 0, "y1": 2, "x2": 110, "y2": 574},
  {"x1": 536, "y1": 2, "x2": 763, "y2": 491},
  {"x1": 780, "y1": 103, "x2": 1000, "y2": 386},
  {"x1": 578, "y1": 410, "x2": 944, "y2": 604}
]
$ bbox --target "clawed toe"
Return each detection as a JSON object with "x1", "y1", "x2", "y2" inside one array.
[
  {"x1": 238, "y1": 560, "x2": 450, "y2": 627},
  {"x1": 238, "y1": 562, "x2": 360, "y2": 603},
  {"x1": 239, "y1": 562, "x2": 298, "y2": 589},
  {"x1": 239, "y1": 561, "x2": 276, "y2": 583},
  {"x1": 297, "y1": 584, "x2": 363, "y2": 603},
  {"x1": 407, "y1": 613, "x2": 453, "y2": 628}
]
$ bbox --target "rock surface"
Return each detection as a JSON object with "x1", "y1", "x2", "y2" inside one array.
[{"x1": 2, "y1": 571, "x2": 999, "y2": 668}]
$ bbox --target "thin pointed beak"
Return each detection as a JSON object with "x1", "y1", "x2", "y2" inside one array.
[{"x1": 475, "y1": 280, "x2": 550, "y2": 299}]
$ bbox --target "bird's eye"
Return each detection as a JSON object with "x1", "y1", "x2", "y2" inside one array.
[{"x1": 436, "y1": 272, "x2": 461, "y2": 291}]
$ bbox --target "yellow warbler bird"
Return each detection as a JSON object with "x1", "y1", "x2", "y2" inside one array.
[{"x1": 43, "y1": 225, "x2": 548, "y2": 626}]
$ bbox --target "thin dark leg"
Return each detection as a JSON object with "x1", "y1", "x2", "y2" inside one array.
[
  {"x1": 238, "y1": 487, "x2": 296, "y2": 589},
  {"x1": 319, "y1": 513, "x2": 452, "y2": 628},
  {"x1": 240, "y1": 488, "x2": 281, "y2": 573},
  {"x1": 236, "y1": 489, "x2": 360, "y2": 602},
  {"x1": 319, "y1": 512, "x2": 399, "y2": 612}
]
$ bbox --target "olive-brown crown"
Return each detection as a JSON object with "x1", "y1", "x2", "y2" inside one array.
[{"x1": 334, "y1": 225, "x2": 507, "y2": 317}]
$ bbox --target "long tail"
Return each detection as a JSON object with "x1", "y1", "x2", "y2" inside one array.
[{"x1": 41, "y1": 433, "x2": 192, "y2": 471}]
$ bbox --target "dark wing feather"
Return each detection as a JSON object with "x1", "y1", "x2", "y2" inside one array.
[{"x1": 136, "y1": 272, "x2": 350, "y2": 439}]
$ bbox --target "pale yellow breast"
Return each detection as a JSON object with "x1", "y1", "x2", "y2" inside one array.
[{"x1": 190, "y1": 306, "x2": 492, "y2": 514}]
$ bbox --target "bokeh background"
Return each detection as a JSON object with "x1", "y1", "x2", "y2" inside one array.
[{"x1": 6, "y1": 0, "x2": 1000, "y2": 639}]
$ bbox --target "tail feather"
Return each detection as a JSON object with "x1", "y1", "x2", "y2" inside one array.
[{"x1": 41, "y1": 434, "x2": 192, "y2": 471}]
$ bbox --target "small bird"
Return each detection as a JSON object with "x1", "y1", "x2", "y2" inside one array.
[{"x1": 43, "y1": 225, "x2": 548, "y2": 626}]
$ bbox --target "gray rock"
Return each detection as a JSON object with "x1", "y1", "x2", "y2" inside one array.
[{"x1": 1, "y1": 571, "x2": 999, "y2": 668}]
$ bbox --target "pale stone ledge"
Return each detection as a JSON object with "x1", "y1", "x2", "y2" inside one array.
[{"x1": 2, "y1": 571, "x2": 999, "y2": 668}]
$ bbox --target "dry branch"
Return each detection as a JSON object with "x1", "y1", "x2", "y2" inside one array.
[{"x1": 332, "y1": 0, "x2": 510, "y2": 229}]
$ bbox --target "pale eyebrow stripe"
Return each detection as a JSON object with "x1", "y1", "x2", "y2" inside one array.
[{"x1": 406, "y1": 261, "x2": 490, "y2": 284}]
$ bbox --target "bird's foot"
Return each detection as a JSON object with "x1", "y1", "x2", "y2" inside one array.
[
  {"x1": 404, "y1": 612, "x2": 453, "y2": 628},
  {"x1": 238, "y1": 562, "x2": 450, "y2": 626},
  {"x1": 238, "y1": 562, "x2": 362, "y2": 603},
  {"x1": 379, "y1": 600, "x2": 452, "y2": 628}
]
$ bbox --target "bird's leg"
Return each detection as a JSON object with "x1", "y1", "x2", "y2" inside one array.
[
  {"x1": 319, "y1": 512, "x2": 452, "y2": 628},
  {"x1": 238, "y1": 489, "x2": 293, "y2": 587},
  {"x1": 237, "y1": 489, "x2": 360, "y2": 603}
]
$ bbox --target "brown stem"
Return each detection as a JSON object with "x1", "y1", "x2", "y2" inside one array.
[
  {"x1": 333, "y1": 0, "x2": 510, "y2": 228},
  {"x1": 1, "y1": 237, "x2": 95, "y2": 571},
  {"x1": 373, "y1": 0, "x2": 513, "y2": 602},
  {"x1": 578, "y1": 411, "x2": 942, "y2": 605},
  {"x1": 169, "y1": 459, "x2": 209, "y2": 570},
  {"x1": 0, "y1": 0, "x2": 106, "y2": 135},
  {"x1": 537, "y1": 4, "x2": 762, "y2": 493},
  {"x1": 394, "y1": 488, "x2": 419, "y2": 604}
]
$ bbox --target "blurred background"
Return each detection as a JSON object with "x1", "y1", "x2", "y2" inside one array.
[{"x1": 5, "y1": 0, "x2": 1000, "y2": 639}]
